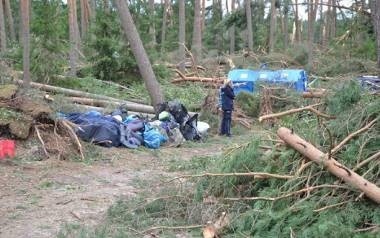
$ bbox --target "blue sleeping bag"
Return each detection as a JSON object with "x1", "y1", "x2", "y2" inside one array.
[{"x1": 143, "y1": 124, "x2": 167, "y2": 149}]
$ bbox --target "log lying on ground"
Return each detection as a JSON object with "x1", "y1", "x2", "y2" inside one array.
[
  {"x1": 74, "y1": 104, "x2": 155, "y2": 118},
  {"x1": 67, "y1": 97, "x2": 155, "y2": 114},
  {"x1": 259, "y1": 103, "x2": 335, "y2": 122},
  {"x1": 68, "y1": 97, "x2": 196, "y2": 117},
  {"x1": 172, "y1": 77, "x2": 225, "y2": 84},
  {"x1": 302, "y1": 89, "x2": 327, "y2": 98},
  {"x1": 16, "y1": 80, "x2": 146, "y2": 105},
  {"x1": 277, "y1": 127, "x2": 380, "y2": 204}
]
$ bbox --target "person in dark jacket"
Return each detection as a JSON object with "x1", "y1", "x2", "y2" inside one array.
[{"x1": 220, "y1": 79, "x2": 235, "y2": 137}]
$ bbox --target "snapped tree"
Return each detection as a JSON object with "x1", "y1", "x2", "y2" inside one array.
[{"x1": 114, "y1": 0, "x2": 164, "y2": 108}]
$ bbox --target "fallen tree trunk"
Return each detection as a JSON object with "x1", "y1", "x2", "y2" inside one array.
[
  {"x1": 259, "y1": 103, "x2": 335, "y2": 122},
  {"x1": 302, "y1": 90, "x2": 326, "y2": 98},
  {"x1": 172, "y1": 77, "x2": 225, "y2": 84},
  {"x1": 16, "y1": 80, "x2": 146, "y2": 105},
  {"x1": 74, "y1": 104, "x2": 155, "y2": 117},
  {"x1": 277, "y1": 127, "x2": 380, "y2": 204},
  {"x1": 67, "y1": 97, "x2": 155, "y2": 114}
]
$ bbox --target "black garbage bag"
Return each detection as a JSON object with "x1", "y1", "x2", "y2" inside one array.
[
  {"x1": 180, "y1": 114, "x2": 201, "y2": 141},
  {"x1": 156, "y1": 100, "x2": 189, "y2": 126}
]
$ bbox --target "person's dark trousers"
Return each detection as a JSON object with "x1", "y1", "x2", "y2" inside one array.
[{"x1": 221, "y1": 110, "x2": 232, "y2": 136}]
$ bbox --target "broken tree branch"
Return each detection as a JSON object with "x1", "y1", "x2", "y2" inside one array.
[
  {"x1": 353, "y1": 151, "x2": 380, "y2": 172},
  {"x1": 331, "y1": 118, "x2": 378, "y2": 154},
  {"x1": 143, "y1": 224, "x2": 203, "y2": 234},
  {"x1": 277, "y1": 127, "x2": 380, "y2": 204},
  {"x1": 16, "y1": 80, "x2": 146, "y2": 106},
  {"x1": 172, "y1": 77, "x2": 225, "y2": 84},
  {"x1": 59, "y1": 119, "x2": 85, "y2": 160},
  {"x1": 67, "y1": 96, "x2": 155, "y2": 114},
  {"x1": 34, "y1": 126, "x2": 49, "y2": 158},
  {"x1": 259, "y1": 103, "x2": 335, "y2": 122},
  {"x1": 302, "y1": 90, "x2": 326, "y2": 98},
  {"x1": 224, "y1": 184, "x2": 349, "y2": 201},
  {"x1": 174, "y1": 68, "x2": 186, "y2": 79},
  {"x1": 313, "y1": 201, "x2": 349, "y2": 212},
  {"x1": 168, "y1": 172, "x2": 295, "y2": 183}
]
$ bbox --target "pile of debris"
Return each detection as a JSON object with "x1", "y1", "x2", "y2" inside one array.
[
  {"x1": 0, "y1": 84, "x2": 83, "y2": 160},
  {"x1": 61, "y1": 100, "x2": 208, "y2": 150}
]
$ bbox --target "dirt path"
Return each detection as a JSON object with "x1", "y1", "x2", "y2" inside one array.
[{"x1": 0, "y1": 141, "x2": 225, "y2": 238}]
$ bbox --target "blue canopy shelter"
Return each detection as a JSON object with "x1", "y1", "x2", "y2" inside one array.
[{"x1": 228, "y1": 69, "x2": 308, "y2": 94}]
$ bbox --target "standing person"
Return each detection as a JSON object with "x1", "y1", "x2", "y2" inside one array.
[{"x1": 220, "y1": 79, "x2": 235, "y2": 137}]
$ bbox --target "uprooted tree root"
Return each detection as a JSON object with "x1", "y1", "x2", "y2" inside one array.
[
  {"x1": 33, "y1": 120, "x2": 84, "y2": 160},
  {"x1": 0, "y1": 86, "x2": 84, "y2": 160}
]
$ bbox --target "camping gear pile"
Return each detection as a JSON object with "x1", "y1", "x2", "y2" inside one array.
[{"x1": 62, "y1": 100, "x2": 209, "y2": 149}]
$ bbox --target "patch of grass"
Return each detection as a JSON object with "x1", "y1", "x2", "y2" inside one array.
[
  {"x1": 0, "y1": 107, "x2": 23, "y2": 121},
  {"x1": 235, "y1": 92, "x2": 260, "y2": 118},
  {"x1": 168, "y1": 155, "x2": 218, "y2": 172},
  {"x1": 38, "y1": 180, "x2": 56, "y2": 189}
]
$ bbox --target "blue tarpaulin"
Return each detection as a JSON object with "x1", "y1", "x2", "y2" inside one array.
[{"x1": 228, "y1": 69, "x2": 308, "y2": 94}]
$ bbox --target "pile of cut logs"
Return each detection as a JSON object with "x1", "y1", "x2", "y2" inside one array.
[{"x1": 16, "y1": 81, "x2": 156, "y2": 117}]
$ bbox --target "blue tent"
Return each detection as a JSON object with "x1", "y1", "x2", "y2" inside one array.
[{"x1": 228, "y1": 69, "x2": 308, "y2": 94}]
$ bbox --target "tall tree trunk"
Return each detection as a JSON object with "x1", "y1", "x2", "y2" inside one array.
[
  {"x1": 324, "y1": 0, "x2": 332, "y2": 45},
  {"x1": 371, "y1": 0, "x2": 380, "y2": 72},
  {"x1": 178, "y1": 0, "x2": 186, "y2": 72},
  {"x1": 201, "y1": 0, "x2": 206, "y2": 35},
  {"x1": 245, "y1": 0, "x2": 253, "y2": 51},
  {"x1": 104, "y1": 0, "x2": 110, "y2": 13},
  {"x1": 90, "y1": 0, "x2": 96, "y2": 20},
  {"x1": 229, "y1": 0, "x2": 236, "y2": 54},
  {"x1": 295, "y1": 0, "x2": 301, "y2": 43},
  {"x1": 269, "y1": 0, "x2": 277, "y2": 52},
  {"x1": 114, "y1": 0, "x2": 164, "y2": 108},
  {"x1": 284, "y1": 0, "x2": 289, "y2": 49},
  {"x1": 68, "y1": 0, "x2": 79, "y2": 76},
  {"x1": 0, "y1": 0, "x2": 6, "y2": 51},
  {"x1": 161, "y1": 0, "x2": 169, "y2": 53},
  {"x1": 148, "y1": 0, "x2": 157, "y2": 48},
  {"x1": 21, "y1": 0, "x2": 30, "y2": 88},
  {"x1": 330, "y1": 0, "x2": 336, "y2": 38},
  {"x1": 213, "y1": 0, "x2": 223, "y2": 54},
  {"x1": 319, "y1": 0, "x2": 323, "y2": 45},
  {"x1": 80, "y1": 0, "x2": 90, "y2": 39},
  {"x1": 192, "y1": 0, "x2": 202, "y2": 63},
  {"x1": 237, "y1": 0, "x2": 241, "y2": 9},
  {"x1": 307, "y1": 0, "x2": 319, "y2": 68},
  {"x1": 4, "y1": 0, "x2": 15, "y2": 42}
]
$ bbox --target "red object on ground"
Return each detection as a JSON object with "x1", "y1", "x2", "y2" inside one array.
[{"x1": 0, "y1": 140, "x2": 15, "y2": 159}]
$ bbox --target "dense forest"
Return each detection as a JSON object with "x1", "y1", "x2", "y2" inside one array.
[
  {"x1": 1, "y1": 1, "x2": 380, "y2": 238},
  {"x1": 0, "y1": 0, "x2": 379, "y2": 101}
]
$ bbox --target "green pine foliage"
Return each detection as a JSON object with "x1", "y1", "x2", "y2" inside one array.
[
  {"x1": 88, "y1": 11, "x2": 137, "y2": 83},
  {"x1": 60, "y1": 82, "x2": 378, "y2": 237}
]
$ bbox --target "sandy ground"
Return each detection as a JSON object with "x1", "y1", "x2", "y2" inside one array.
[{"x1": 0, "y1": 144, "x2": 224, "y2": 238}]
